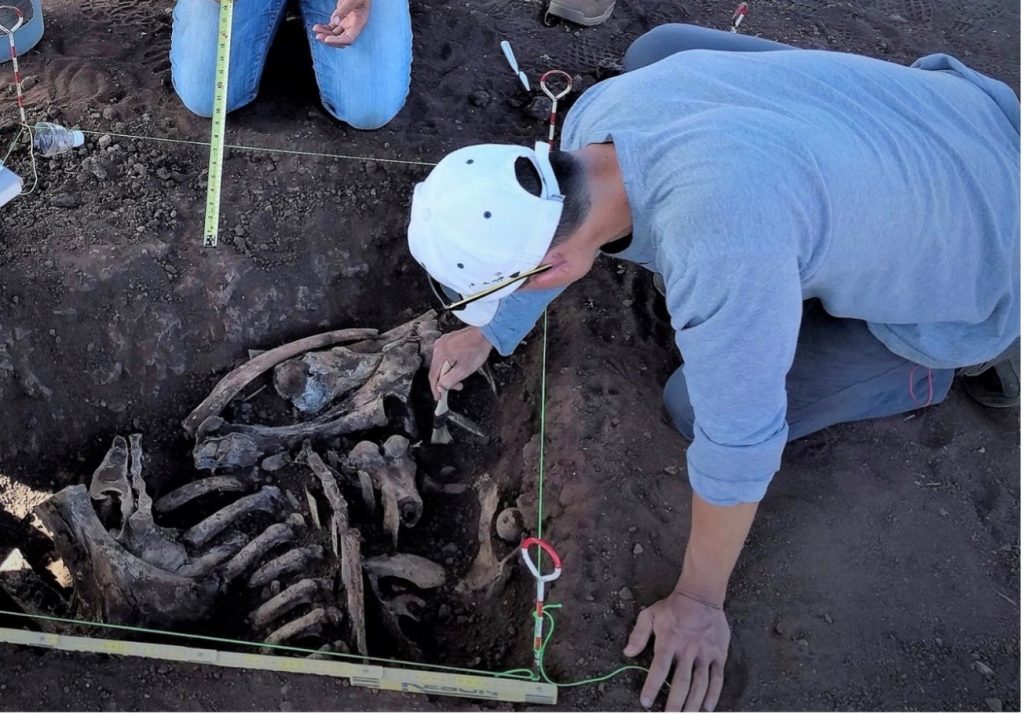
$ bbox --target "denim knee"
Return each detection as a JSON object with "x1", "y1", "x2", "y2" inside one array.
[
  {"x1": 320, "y1": 91, "x2": 407, "y2": 130},
  {"x1": 663, "y1": 365, "x2": 695, "y2": 440}
]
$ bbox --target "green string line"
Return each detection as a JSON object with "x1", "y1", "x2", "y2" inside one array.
[
  {"x1": 76, "y1": 129, "x2": 437, "y2": 167},
  {"x1": 527, "y1": 311, "x2": 650, "y2": 690},
  {"x1": 0, "y1": 609, "x2": 533, "y2": 681}
]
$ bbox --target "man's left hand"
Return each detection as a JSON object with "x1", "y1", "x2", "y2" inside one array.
[
  {"x1": 313, "y1": 0, "x2": 371, "y2": 47},
  {"x1": 624, "y1": 592, "x2": 730, "y2": 711}
]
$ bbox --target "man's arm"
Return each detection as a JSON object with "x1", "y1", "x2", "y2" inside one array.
[
  {"x1": 625, "y1": 248, "x2": 802, "y2": 710},
  {"x1": 625, "y1": 495, "x2": 757, "y2": 710}
]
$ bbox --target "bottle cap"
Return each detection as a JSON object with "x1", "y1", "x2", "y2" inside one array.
[{"x1": 71, "y1": 130, "x2": 85, "y2": 147}]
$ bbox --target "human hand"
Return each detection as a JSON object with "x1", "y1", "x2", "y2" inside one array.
[
  {"x1": 312, "y1": 0, "x2": 371, "y2": 47},
  {"x1": 624, "y1": 592, "x2": 730, "y2": 711},
  {"x1": 428, "y1": 327, "x2": 493, "y2": 400}
]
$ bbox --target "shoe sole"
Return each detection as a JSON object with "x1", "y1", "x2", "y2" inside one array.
[{"x1": 546, "y1": 0, "x2": 615, "y2": 26}]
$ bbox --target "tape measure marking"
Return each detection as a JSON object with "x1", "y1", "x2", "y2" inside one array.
[
  {"x1": 202, "y1": 0, "x2": 234, "y2": 247},
  {"x1": 0, "y1": 627, "x2": 558, "y2": 704}
]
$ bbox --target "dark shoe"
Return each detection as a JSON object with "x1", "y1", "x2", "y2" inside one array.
[
  {"x1": 546, "y1": 0, "x2": 615, "y2": 26},
  {"x1": 962, "y1": 358, "x2": 1020, "y2": 408}
]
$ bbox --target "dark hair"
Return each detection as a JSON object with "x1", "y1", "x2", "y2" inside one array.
[{"x1": 514, "y1": 152, "x2": 589, "y2": 247}]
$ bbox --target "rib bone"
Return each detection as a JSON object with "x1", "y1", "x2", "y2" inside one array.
[
  {"x1": 250, "y1": 577, "x2": 329, "y2": 631},
  {"x1": 264, "y1": 606, "x2": 343, "y2": 646},
  {"x1": 248, "y1": 545, "x2": 324, "y2": 589},
  {"x1": 222, "y1": 522, "x2": 296, "y2": 583},
  {"x1": 154, "y1": 476, "x2": 254, "y2": 518},
  {"x1": 183, "y1": 486, "x2": 282, "y2": 549},
  {"x1": 364, "y1": 553, "x2": 446, "y2": 589}
]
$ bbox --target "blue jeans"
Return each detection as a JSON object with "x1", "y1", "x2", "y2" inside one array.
[
  {"x1": 170, "y1": 0, "x2": 412, "y2": 129},
  {"x1": 630, "y1": 26, "x2": 957, "y2": 441}
]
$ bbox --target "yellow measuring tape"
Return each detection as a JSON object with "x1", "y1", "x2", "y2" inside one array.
[
  {"x1": 201, "y1": 0, "x2": 234, "y2": 247},
  {"x1": 0, "y1": 626, "x2": 557, "y2": 704}
]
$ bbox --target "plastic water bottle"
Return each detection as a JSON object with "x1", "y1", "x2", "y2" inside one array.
[
  {"x1": 32, "y1": 122, "x2": 84, "y2": 158},
  {"x1": 0, "y1": 163, "x2": 23, "y2": 206}
]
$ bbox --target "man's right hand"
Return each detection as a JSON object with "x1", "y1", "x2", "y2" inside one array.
[{"x1": 428, "y1": 327, "x2": 494, "y2": 399}]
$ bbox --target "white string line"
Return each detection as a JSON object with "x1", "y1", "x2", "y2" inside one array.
[{"x1": 78, "y1": 129, "x2": 438, "y2": 167}]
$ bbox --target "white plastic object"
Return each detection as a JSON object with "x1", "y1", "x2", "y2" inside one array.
[
  {"x1": 499, "y1": 40, "x2": 519, "y2": 73},
  {"x1": 0, "y1": 164, "x2": 23, "y2": 206},
  {"x1": 32, "y1": 122, "x2": 85, "y2": 158}
]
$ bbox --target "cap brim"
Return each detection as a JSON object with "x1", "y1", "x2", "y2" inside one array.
[{"x1": 452, "y1": 297, "x2": 500, "y2": 327}]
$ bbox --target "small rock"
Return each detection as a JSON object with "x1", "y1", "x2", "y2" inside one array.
[
  {"x1": 438, "y1": 604, "x2": 451, "y2": 620},
  {"x1": 632, "y1": 543, "x2": 644, "y2": 556},
  {"x1": 628, "y1": 525, "x2": 638, "y2": 533},
  {"x1": 495, "y1": 507, "x2": 524, "y2": 543},
  {"x1": 50, "y1": 193, "x2": 78, "y2": 209},
  {"x1": 618, "y1": 586, "x2": 634, "y2": 601},
  {"x1": 98, "y1": 134, "x2": 113, "y2": 149},
  {"x1": 525, "y1": 95, "x2": 550, "y2": 121},
  {"x1": 156, "y1": 167, "x2": 172, "y2": 181},
  {"x1": 973, "y1": 661, "x2": 994, "y2": 677},
  {"x1": 439, "y1": 465, "x2": 457, "y2": 478},
  {"x1": 622, "y1": 299, "x2": 634, "y2": 307},
  {"x1": 101, "y1": 106, "x2": 119, "y2": 121},
  {"x1": 823, "y1": 613, "x2": 833, "y2": 624},
  {"x1": 985, "y1": 698, "x2": 1002, "y2": 712},
  {"x1": 20, "y1": 75, "x2": 37, "y2": 91},
  {"x1": 469, "y1": 90, "x2": 491, "y2": 108},
  {"x1": 795, "y1": 638, "x2": 809, "y2": 648},
  {"x1": 280, "y1": 701, "x2": 293, "y2": 712},
  {"x1": 774, "y1": 622, "x2": 785, "y2": 636},
  {"x1": 888, "y1": 13, "x2": 907, "y2": 22},
  {"x1": 663, "y1": 466, "x2": 679, "y2": 475}
]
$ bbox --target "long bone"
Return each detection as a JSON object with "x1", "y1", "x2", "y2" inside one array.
[
  {"x1": 183, "y1": 327, "x2": 380, "y2": 436},
  {"x1": 154, "y1": 476, "x2": 254, "y2": 518}
]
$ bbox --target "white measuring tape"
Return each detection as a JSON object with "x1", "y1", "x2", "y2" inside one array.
[{"x1": 201, "y1": 0, "x2": 234, "y2": 247}]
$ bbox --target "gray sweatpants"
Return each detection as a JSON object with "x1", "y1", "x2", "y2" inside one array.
[{"x1": 625, "y1": 25, "x2": 956, "y2": 442}]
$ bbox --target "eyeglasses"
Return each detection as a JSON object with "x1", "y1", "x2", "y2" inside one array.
[{"x1": 427, "y1": 264, "x2": 553, "y2": 314}]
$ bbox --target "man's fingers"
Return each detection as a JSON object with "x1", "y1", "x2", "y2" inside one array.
[
  {"x1": 681, "y1": 661, "x2": 709, "y2": 712},
  {"x1": 702, "y1": 661, "x2": 725, "y2": 712},
  {"x1": 640, "y1": 646, "x2": 673, "y2": 709},
  {"x1": 664, "y1": 656, "x2": 694, "y2": 712},
  {"x1": 318, "y1": 29, "x2": 358, "y2": 47},
  {"x1": 624, "y1": 608, "x2": 653, "y2": 657}
]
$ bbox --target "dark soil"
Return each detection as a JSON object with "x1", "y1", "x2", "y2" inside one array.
[{"x1": 0, "y1": 0, "x2": 1019, "y2": 710}]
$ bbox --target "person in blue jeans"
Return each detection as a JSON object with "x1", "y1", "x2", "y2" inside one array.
[
  {"x1": 407, "y1": 24, "x2": 1020, "y2": 711},
  {"x1": 170, "y1": 0, "x2": 412, "y2": 129}
]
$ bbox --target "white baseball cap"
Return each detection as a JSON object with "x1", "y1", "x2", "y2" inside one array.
[{"x1": 408, "y1": 142, "x2": 564, "y2": 326}]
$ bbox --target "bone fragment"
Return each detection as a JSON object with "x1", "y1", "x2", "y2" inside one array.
[
  {"x1": 192, "y1": 430, "x2": 264, "y2": 472},
  {"x1": 124, "y1": 434, "x2": 188, "y2": 573},
  {"x1": 364, "y1": 553, "x2": 446, "y2": 589},
  {"x1": 88, "y1": 435, "x2": 133, "y2": 538},
  {"x1": 264, "y1": 606, "x2": 343, "y2": 646},
  {"x1": 422, "y1": 476, "x2": 469, "y2": 495},
  {"x1": 153, "y1": 476, "x2": 253, "y2": 518},
  {"x1": 36, "y1": 485, "x2": 219, "y2": 628},
  {"x1": 183, "y1": 486, "x2": 282, "y2": 549},
  {"x1": 356, "y1": 470, "x2": 376, "y2": 512},
  {"x1": 221, "y1": 523, "x2": 297, "y2": 583},
  {"x1": 339, "y1": 529, "x2": 367, "y2": 656},
  {"x1": 461, "y1": 474, "x2": 513, "y2": 592},
  {"x1": 387, "y1": 592, "x2": 426, "y2": 622},
  {"x1": 248, "y1": 545, "x2": 324, "y2": 589},
  {"x1": 183, "y1": 328, "x2": 380, "y2": 436},
  {"x1": 250, "y1": 577, "x2": 329, "y2": 631},
  {"x1": 273, "y1": 346, "x2": 382, "y2": 414},
  {"x1": 305, "y1": 488, "x2": 322, "y2": 530},
  {"x1": 346, "y1": 436, "x2": 422, "y2": 531},
  {"x1": 300, "y1": 442, "x2": 349, "y2": 532},
  {"x1": 381, "y1": 486, "x2": 400, "y2": 549}
]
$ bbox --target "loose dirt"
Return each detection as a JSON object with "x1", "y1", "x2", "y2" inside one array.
[{"x1": 0, "y1": 0, "x2": 1018, "y2": 710}]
